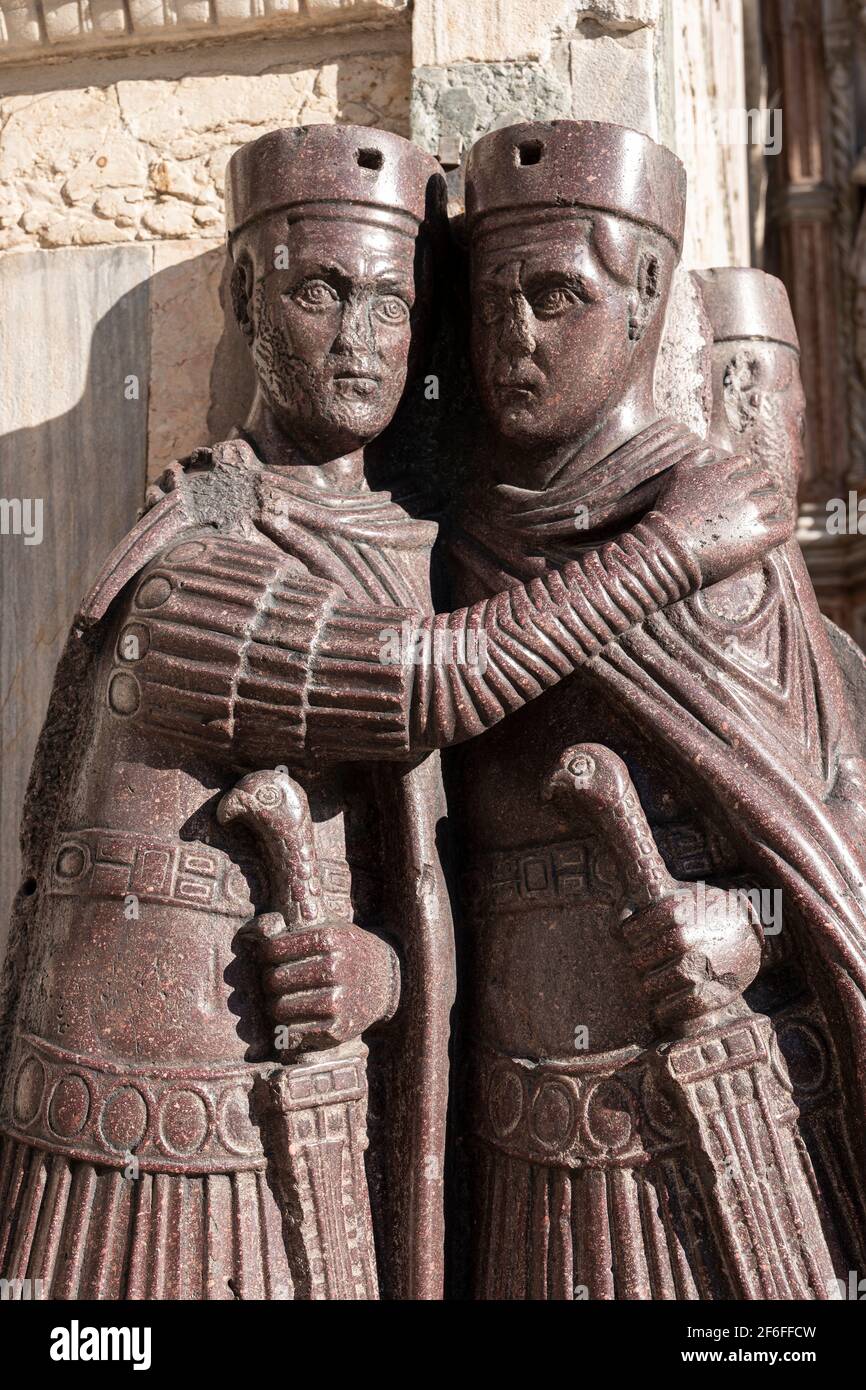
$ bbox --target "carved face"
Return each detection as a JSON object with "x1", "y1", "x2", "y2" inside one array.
[
  {"x1": 234, "y1": 215, "x2": 420, "y2": 458},
  {"x1": 714, "y1": 342, "x2": 806, "y2": 499},
  {"x1": 470, "y1": 215, "x2": 665, "y2": 452}
]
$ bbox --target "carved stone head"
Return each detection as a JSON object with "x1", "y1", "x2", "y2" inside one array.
[
  {"x1": 695, "y1": 266, "x2": 805, "y2": 503},
  {"x1": 226, "y1": 125, "x2": 445, "y2": 461},
  {"x1": 464, "y1": 121, "x2": 686, "y2": 453}
]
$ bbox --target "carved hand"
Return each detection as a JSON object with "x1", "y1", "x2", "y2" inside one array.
[
  {"x1": 654, "y1": 450, "x2": 793, "y2": 586},
  {"x1": 543, "y1": 745, "x2": 764, "y2": 1037},
  {"x1": 620, "y1": 886, "x2": 763, "y2": 1032},
  {"x1": 251, "y1": 913, "x2": 400, "y2": 1052}
]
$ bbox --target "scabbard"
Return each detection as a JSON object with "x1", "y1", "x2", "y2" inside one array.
[
  {"x1": 658, "y1": 1012, "x2": 839, "y2": 1300},
  {"x1": 217, "y1": 769, "x2": 381, "y2": 1300},
  {"x1": 544, "y1": 743, "x2": 841, "y2": 1302},
  {"x1": 257, "y1": 1040, "x2": 378, "y2": 1301}
]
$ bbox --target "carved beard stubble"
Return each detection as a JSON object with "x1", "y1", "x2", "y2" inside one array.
[{"x1": 250, "y1": 284, "x2": 389, "y2": 446}]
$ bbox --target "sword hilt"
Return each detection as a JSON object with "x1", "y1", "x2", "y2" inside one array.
[
  {"x1": 542, "y1": 743, "x2": 760, "y2": 1038},
  {"x1": 543, "y1": 743, "x2": 677, "y2": 910},
  {"x1": 218, "y1": 768, "x2": 330, "y2": 1062},
  {"x1": 218, "y1": 769, "x2": 378, "y2": 1299},
  {"x1": 217, "y1": 768, "x2": 324, "y2": 930}
]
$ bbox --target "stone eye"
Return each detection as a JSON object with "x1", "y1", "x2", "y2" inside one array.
[
  {"x1": 531, "y1": 285, "x2": 580, "y2": 317},
  {"x1": 373, "y1": 295, "x2": 409, "y2": 325},
  {"x1": 293, "y1": 280, "x2": 340, "y2": 309}
]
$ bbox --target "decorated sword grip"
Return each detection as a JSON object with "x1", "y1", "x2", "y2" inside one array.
[
  {"x1": 543, "y1": 743, "x2": 763, "y2": 1036},
  {"x1": 543, "y1": 742, "x2": 676, "y2": 911},
  {"x1": 218, "y1": 768, "x2": 324, "y2": 934},
  {"x1": 218, "y1": 769, "x2": 378, "y2": 1300}
]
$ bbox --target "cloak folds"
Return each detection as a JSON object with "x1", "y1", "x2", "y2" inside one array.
[
  {"x1": 450, "y1": 417, "x2": 866, "y2": 1150},
  {"x1": 0, "y1": 441, "x2": 455, "y2": 1300},
  {"x1": 598, "y1": 569, "x2": 866, "y2": 1126}
]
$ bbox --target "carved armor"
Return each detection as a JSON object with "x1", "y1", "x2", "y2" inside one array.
[
  {"x1": 451, "y1": 437, "x2": 866, "y2": 1297},
  {"x1": 5, "y1": 115, "x2": 866, "y2": 1305},
  {"x1": 0, "y1": 441, "x2": 450, "y2": 1299},
  {"x1": 446, "y1": 188, "x2": 866, "y2": 1294},
  {"x1": 471, "y1": 1019, "x2": 835, "y2": 1301}
]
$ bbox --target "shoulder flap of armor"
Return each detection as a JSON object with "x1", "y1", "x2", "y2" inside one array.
[
  {"x1": 77, "y1": 489, "x2": 194, "y2": 630},
  {"x1": 77, "y1": 440, "x2": 261, "y2": 630}
]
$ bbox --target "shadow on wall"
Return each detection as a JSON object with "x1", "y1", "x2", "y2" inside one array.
[
  {"x1": 209, "y1": 251, "x2": 258, "y2": 446},
  {"x1": 0, "y1": 242, "x2": 255, "y2": 963}
]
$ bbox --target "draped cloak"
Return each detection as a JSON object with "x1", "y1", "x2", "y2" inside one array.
[{"x1": 448, "y1": 417, "x2": 866, "y2": 1291}]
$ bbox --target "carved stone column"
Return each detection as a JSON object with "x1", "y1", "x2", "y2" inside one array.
[{"x1": 760, "y1": 0, "x2": 866, "y2": 644}]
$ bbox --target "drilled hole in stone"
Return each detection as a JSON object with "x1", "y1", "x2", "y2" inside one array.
[
  {"x1": 517, "y1": 140, "x2": 543, "y2": 166},
  {"x1": 356, "y1": 148, "x2": 383, "y2": 171}
]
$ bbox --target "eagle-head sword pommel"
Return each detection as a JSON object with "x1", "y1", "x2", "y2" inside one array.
[{"x1": 217, "y1": 769, "x2": 323, "y2": 932}]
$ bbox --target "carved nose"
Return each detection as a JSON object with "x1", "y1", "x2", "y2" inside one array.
[
  {"x1": 501, "y1": 294, "x2": 536, "y2": 356},
  {"x1": 333, "y1": 296, "x2": 376, "y2": 355}
]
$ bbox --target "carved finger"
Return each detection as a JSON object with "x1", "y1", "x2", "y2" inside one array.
[
  {"x1": 257, "y1": 926, "x2": 337, "y2": 966},
  {"x1": 239, "y1": 911, "x2": 287, "y2": 947},
  {"x1": 724, "y1": 462, "x2": 759, "y2": 483},
  {"x1": 626, "y1": 923, "x2": 705, "y2": 975},
  {"x1": 620, "y1": 897, "x2": 691, "y2": 950},
  {"x1": 640, "y1": 949, "x2": 718, "y2": 1003},
  {"x1": 653, "y1": 977, "x2": 739, "y2": 1029},
  {"x1": 271, "y1": 987, "x2": 338, "y2": 1024},
  {"x1": 263, "y1": 956, "x2": 337, "y2": 996}
]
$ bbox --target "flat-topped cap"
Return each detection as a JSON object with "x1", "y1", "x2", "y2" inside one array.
[
  {"x1": 226, "y1": 124, "x2": 445, "y2": 238},
  {"x1": 695, "y1": 267, "x2": 799, "y2": 350},
  {"x1": 464, "y1": 120, "x2": 687, "y2": 252}
]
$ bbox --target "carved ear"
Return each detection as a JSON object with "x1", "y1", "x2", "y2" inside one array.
[
  {"x1": 723, "y1": 350, "x2": 762, "y2": 434},
  {"x1": 627, "y1": 250, "x2": 661, "y2": 341},
  {"x1": 230, "y1": 254, "x2": 255, "y2": 346}
]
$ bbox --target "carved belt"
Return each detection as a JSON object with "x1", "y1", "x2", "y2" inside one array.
[
  {"x1": 463, "y1": 823, "x2": 731, "y2": 917},
  {"x1": 0, "y1": 1032, "x2": 269, "y2": 1173},
  {"x1": 0, "y1": 1031, "x2": 365, "y2": 1177},
  {"x1": 47, "y1": 826, "x2": 377, "y2": 922},
  {"x1": 473, "y1": 1044, "x2": 686, "y2": 1169},
  {"x1": 473, "y1": 996, "x2": 837, "y2": 1172},
  {"x1": 463, "y1": 838, "x2": 618, "y2": 915}
]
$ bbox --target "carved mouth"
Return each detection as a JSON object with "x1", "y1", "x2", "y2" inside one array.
[
  {"x1": 332, "y1": 372, "x2": 381, "y2": 396},
  {"x1": 332, "y1": 366, "x2": 378, "y2": 394},
  {"x1": 495, "y1": 379, "x2": 538, "y2": 401}
]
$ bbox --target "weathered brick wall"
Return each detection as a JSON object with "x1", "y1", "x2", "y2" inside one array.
[{"x1": 0, "y1": 28, "x2": 410, "y2": 253}]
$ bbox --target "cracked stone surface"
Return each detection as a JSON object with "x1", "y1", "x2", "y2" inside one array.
[
  {"x1": 411, "y1": 0, "x2": 659, "y2": 67},
  {"x1": 411, "y1": 17, "x2": 660, "y2": 187},
  {"x1": 412, "y1": 59, "x2": 574, "y2": 163}
]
